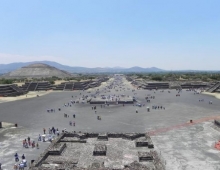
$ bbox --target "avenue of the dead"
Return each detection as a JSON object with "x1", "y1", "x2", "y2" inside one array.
[{"x1": 0, "y1": 76, "x2": 220, "y2": 170}]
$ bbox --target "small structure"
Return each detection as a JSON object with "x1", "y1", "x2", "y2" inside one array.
[
  {"x1": 135, "y1": 137, "x2": 148, "y2": 147},
  {"x1": 93, "y1": 144, "x2": 107, "y2": 156},
  {"x1": 97, "y1": 133, "x2": 108, "y2": 141},
  {"x1": 138, "y1": 152, "x2": 153, "y2": 162}
]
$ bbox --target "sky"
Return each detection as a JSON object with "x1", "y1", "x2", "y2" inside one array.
[{"x1": 0, "y1": 0, "x2": 220, "y2": 70}]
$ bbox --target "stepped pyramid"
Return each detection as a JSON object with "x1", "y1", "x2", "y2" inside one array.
[{"x1": 2, "y1": 63, "x2": 72, "y2": 78}]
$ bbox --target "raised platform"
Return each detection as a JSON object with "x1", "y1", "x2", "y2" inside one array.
[{"x1": 30, "y1": 132, "x2": 164, "y2": 170}]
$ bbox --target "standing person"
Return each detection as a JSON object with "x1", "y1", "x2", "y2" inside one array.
[
  {"x1": 28, "y1": 140, "x2": 31, "y2": 146},
  {"x1": 19, "y1": 162, "x2": 24, "y2": 170},
  {"x1": 22, "y1": 140, "x2": 25, "y2": 147},
  {"x1": 36, "y1": 142, "x2": 39, "y2": 149},
  {"x1": 27, "y1": 136, "x2": 30, "y2": 142},
  {"x1": 32, "y1": 141, "x2": 35, "y2": 148},
  {"x1": 14, "y1": 164, "x2": 18, "y2": 170},
  {"x1": 56, "y1": 129, "x2": 59, "y2": 136},
  {"x1": 14, "y1": 153, "x2": 19, "y2": 162},
  {"x1": 21, "y1": 154, "x2": 25, "y2": 160},
  {"x1": 43, "y1": 128, "x2": 46, "y2": 134},
  {"x1": 38, "y1": 134, "x2": 41, "y2": 141},
  {"x1": 53, "y1": 128, "x2": 56, "y2": 134},
  {"x1": 0, "y1": 162, "x2": 2, "y2": 170}
]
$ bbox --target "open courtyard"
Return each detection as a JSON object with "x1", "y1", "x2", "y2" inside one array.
[{"x1": 0, "y1": 77, "x2": 220, "y2": 169}]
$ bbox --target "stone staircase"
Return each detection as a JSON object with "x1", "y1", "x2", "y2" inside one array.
[
  {"x1": 64, "y1": 83, "x2": 74, "y2": 91},
  {"x1": 54, "y1": 83, "x2": 66, "y2": 91},
  {"x1": 0, "y1": 84, "x2": 25, "y2": 97},
  {"x1": 35, "y1": 82, "x2": 52, "y2": 91},
  {"x1": 206, "y1": 82, "x2": 220, "y2": 93}
]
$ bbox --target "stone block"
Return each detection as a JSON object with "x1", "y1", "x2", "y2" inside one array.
[{"x1": 93, "y1": 144, "x2": 107, "y2": 156}]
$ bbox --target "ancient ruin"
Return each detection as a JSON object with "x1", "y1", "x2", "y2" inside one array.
[{"x1": 29, "y1": 132, "x2": 165, "y2": 170}]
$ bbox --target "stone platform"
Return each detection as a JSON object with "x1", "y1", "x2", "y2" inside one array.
[{"x1": 30, "y1": 132, "x2": 165, "y2": 170}]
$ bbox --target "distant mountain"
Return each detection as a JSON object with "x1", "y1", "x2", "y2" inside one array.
[
  {"x1": 0, "y1": 61, "x2": 164, "y2": 74},
  {"x1": 124, "y1": 66, "x2": 163, "y2": 72}
]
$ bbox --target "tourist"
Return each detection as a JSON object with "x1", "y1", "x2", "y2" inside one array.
[
  {"x1": 43, "y1": 128, "x2": 46, "y2": 134},
  {"x1": 14, "y1": 164, "x2": 18, "y2": 170},
  {"x1": 22, "y1": 159, "x2": 27, "y2": 167},
  {"x1": 22, "y1": 140, "x2": 25, "y2": 147},
  {"x1": 52, "y1": 127, "x2": 56, "y2": 134},
  {"x1": 28, "y1": 139, "x2": 31, "y2": 146},
  {"x1": 14, "y1": 153, "x2": 19, "y2": 162},
  {"x1": 32, "y1": 141, "x2": 35, "y2": 148},
  {"x1": 43, "y1": 136, "x2": 46, "y2": 142},
  {"x1": 21, "y1": 154, "x2": 25, "y2": 160},
  {"x1": 19, "y1": 162, "x2": 24, "y2": 170},
  {"x1": 38, "y1": 134, "x2": 41, "y2": 141},
  {"x1": 48, "y1": 135, "x2": 52, "y2": 142},
  {"x1": 56, "y1": 129, "x2": 60, "y2": 136}
]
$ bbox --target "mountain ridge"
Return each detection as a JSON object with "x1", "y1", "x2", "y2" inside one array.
[{"x1": 0, "y1": 61, "x2": 164, "y2": 73}]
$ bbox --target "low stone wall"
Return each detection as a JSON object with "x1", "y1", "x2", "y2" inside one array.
[
  {"x1": 118, "y1": 101, "x2": 133, "y2": 104},
  {"x1": 31, "y1": 134, "x2": 64, "y2": 167},
  {"x1": 90, "y1": 101, "x2": 105, "y2": 104},
  {"x1": 48, "y1": 143, "x2": 66, "y2": 155},
  {"x1": 86, "y1": 133, "x2": 99, "y2": 138},
  {"x1": 122, "y1": 133, "x2": 145, "y2": 140},
  {"x1": 60, "y1": 137, "x2": 86, "y2": 143}
]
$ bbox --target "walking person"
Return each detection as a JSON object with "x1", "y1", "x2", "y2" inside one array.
[{"x1": 43, "y1": 128, "x2": 46, "y2": 134}]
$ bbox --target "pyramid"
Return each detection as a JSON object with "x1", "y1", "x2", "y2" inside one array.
[{"x1": 3, "y1": 63, "x2": 72, "y2": 78}]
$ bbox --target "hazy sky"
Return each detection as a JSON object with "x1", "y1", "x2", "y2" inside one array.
[{"x1": 0, "y1": 0, "x2": 220, "y2": 70}]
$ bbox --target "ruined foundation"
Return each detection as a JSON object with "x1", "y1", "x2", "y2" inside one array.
[{"x1": 29, "y1": 132, "x2": 165, "y2": 170}]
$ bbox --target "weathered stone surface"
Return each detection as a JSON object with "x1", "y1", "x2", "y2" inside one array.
[
  {"x1": 30, "y1": 132, "x2": 164, "y2": 170},
  {"x1": 135, "y1": 137, "x2": 148, "y2": 147},
  {"x1": 124, "y1": 161, "x2": 150, "y2": 170},
  {"x1": 97, "y1": 133, "x2": 108, "y2": 141},
  {"x1": 93, "y1": 144, "x2": 107, "y2": 156},
  {"x1": 3, "y1": 63, "x2": 73, "y2": 78},
  {"x1": 138, "y1": 152, "x2": 153, "y2": 162},
  {"x1": 60, "y1": 137, "x2": 86, "y2": 143}
]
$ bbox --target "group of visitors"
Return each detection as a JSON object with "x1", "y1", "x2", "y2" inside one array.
[
  {"x1": 152, "y1": 105, "x2": 165, "y2": 110},
  {"x1": 14, "y1": 153, "x2": 26, "y2": 170},
  {"x1": 22, "y1": 137, "x2": 38, "y2": 149}
]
